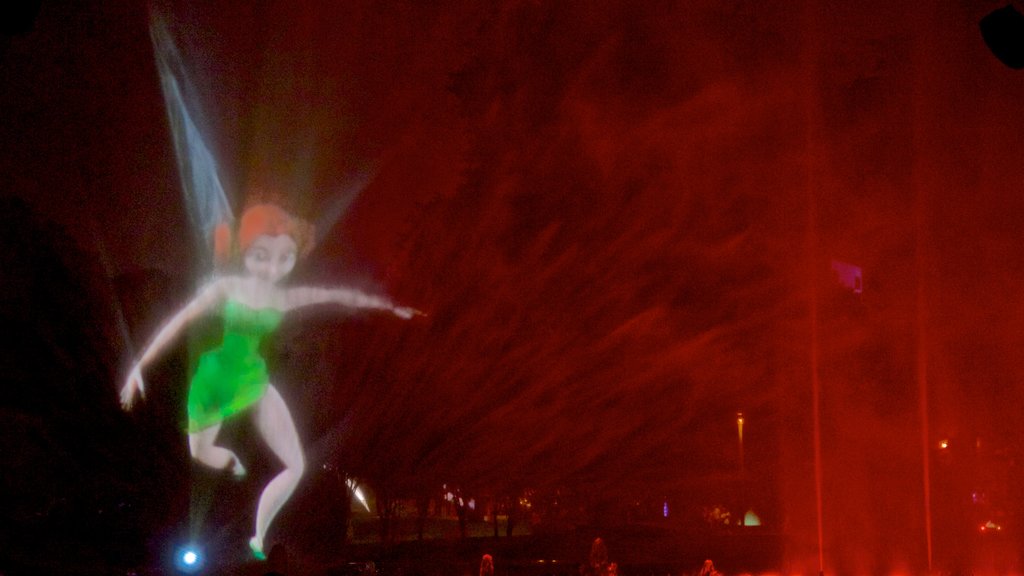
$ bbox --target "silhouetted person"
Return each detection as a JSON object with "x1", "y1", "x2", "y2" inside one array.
[
  {"x1": 480, "y1": 554, "x2": 494, "y2": 576},
  {"x1": 582, "y1": 537, "x2": 610, "y2": 576},
  {"x1": 698, "y1": 559, "x2": 722, "y2": 576}
]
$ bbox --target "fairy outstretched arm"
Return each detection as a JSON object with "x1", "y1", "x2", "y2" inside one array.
[
  {"x1": 120, "y1": 279, "x2": 227, "y2": 410},
  {"x1": 284, "y1": 285, "x2": 421, "y2": 319}
]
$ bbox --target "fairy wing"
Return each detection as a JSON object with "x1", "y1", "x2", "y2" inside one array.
[{"x1": 150, "y1": 12, "x2": 234, "y2": 266}]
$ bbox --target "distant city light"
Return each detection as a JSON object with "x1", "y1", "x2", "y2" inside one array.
[
  {"x1": 939, "y1": 439, "x2": 949, "y2": 449},
  {"x1": 744, "y1": 509, "x2": 762, "y2": 526},
  {"x1": 980, "y1": 520, "x2": 1002, "y2": 532}
]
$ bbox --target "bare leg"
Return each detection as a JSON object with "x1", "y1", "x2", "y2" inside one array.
[
  {"x1": 188, "y1": 423, "x2": 246, "y2": 477},
  {"x1": 249, "y1": 384, "x2": 305, "y2": 557}
]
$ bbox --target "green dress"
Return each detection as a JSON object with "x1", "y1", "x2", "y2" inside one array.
[{"x1": 187, "y1": 299, "x2": 283, "y2": 432}]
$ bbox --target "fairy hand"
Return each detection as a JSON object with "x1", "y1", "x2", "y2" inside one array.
[
  {"x1": 120, "y1": 364, "x2": 146, "y2": 410},
  {"x1": 392, "y1": 306, "x2": 424, "y2": 320}
]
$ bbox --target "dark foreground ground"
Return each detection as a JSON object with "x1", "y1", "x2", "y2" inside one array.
[
  {"x1": 4, "y1": 524, "x2": 1020, "y2": 576},
  {"x1": 0, "y1": 526, "x2": 783, "y2": 576}
]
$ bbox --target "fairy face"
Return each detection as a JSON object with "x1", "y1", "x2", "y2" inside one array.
[{"x1": 244, "y1": 234, "x2": 297, "y2": 283}]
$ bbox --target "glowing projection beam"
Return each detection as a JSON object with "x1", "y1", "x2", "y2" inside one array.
[
  {"x1": 314, "y1": 169, "x2": 373, "y2": 246},
  {"x1": 149, "y1": 9, "x2": 235, "y2": 546},
  {"x1": 346, "y1": 478, "x2": 371, "y2": 512},
  {"x1": 150, "y1": 12, "x2": 233, "y2": 260}
]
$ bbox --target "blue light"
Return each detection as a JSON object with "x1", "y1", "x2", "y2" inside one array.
[{"x1": 174, "y1": 545, "x2": 204, "y2": 573}]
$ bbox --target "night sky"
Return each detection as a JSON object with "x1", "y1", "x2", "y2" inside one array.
[{"x1": 2, "y1": 0, "x2": 1024, "y2": 573}]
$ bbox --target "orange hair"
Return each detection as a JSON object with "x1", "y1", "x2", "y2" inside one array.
[{"x1": 213, "y1": 202, "x2": 315, "y2": 266}]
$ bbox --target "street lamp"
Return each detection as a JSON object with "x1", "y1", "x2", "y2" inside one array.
[{"x1": 737, "y1": 412, "x2": 745, "y2": 476}]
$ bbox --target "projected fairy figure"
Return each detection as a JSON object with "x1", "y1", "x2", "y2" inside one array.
[{"x1": 120, "y1": 199, "x2": 416, "y2": 559}]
